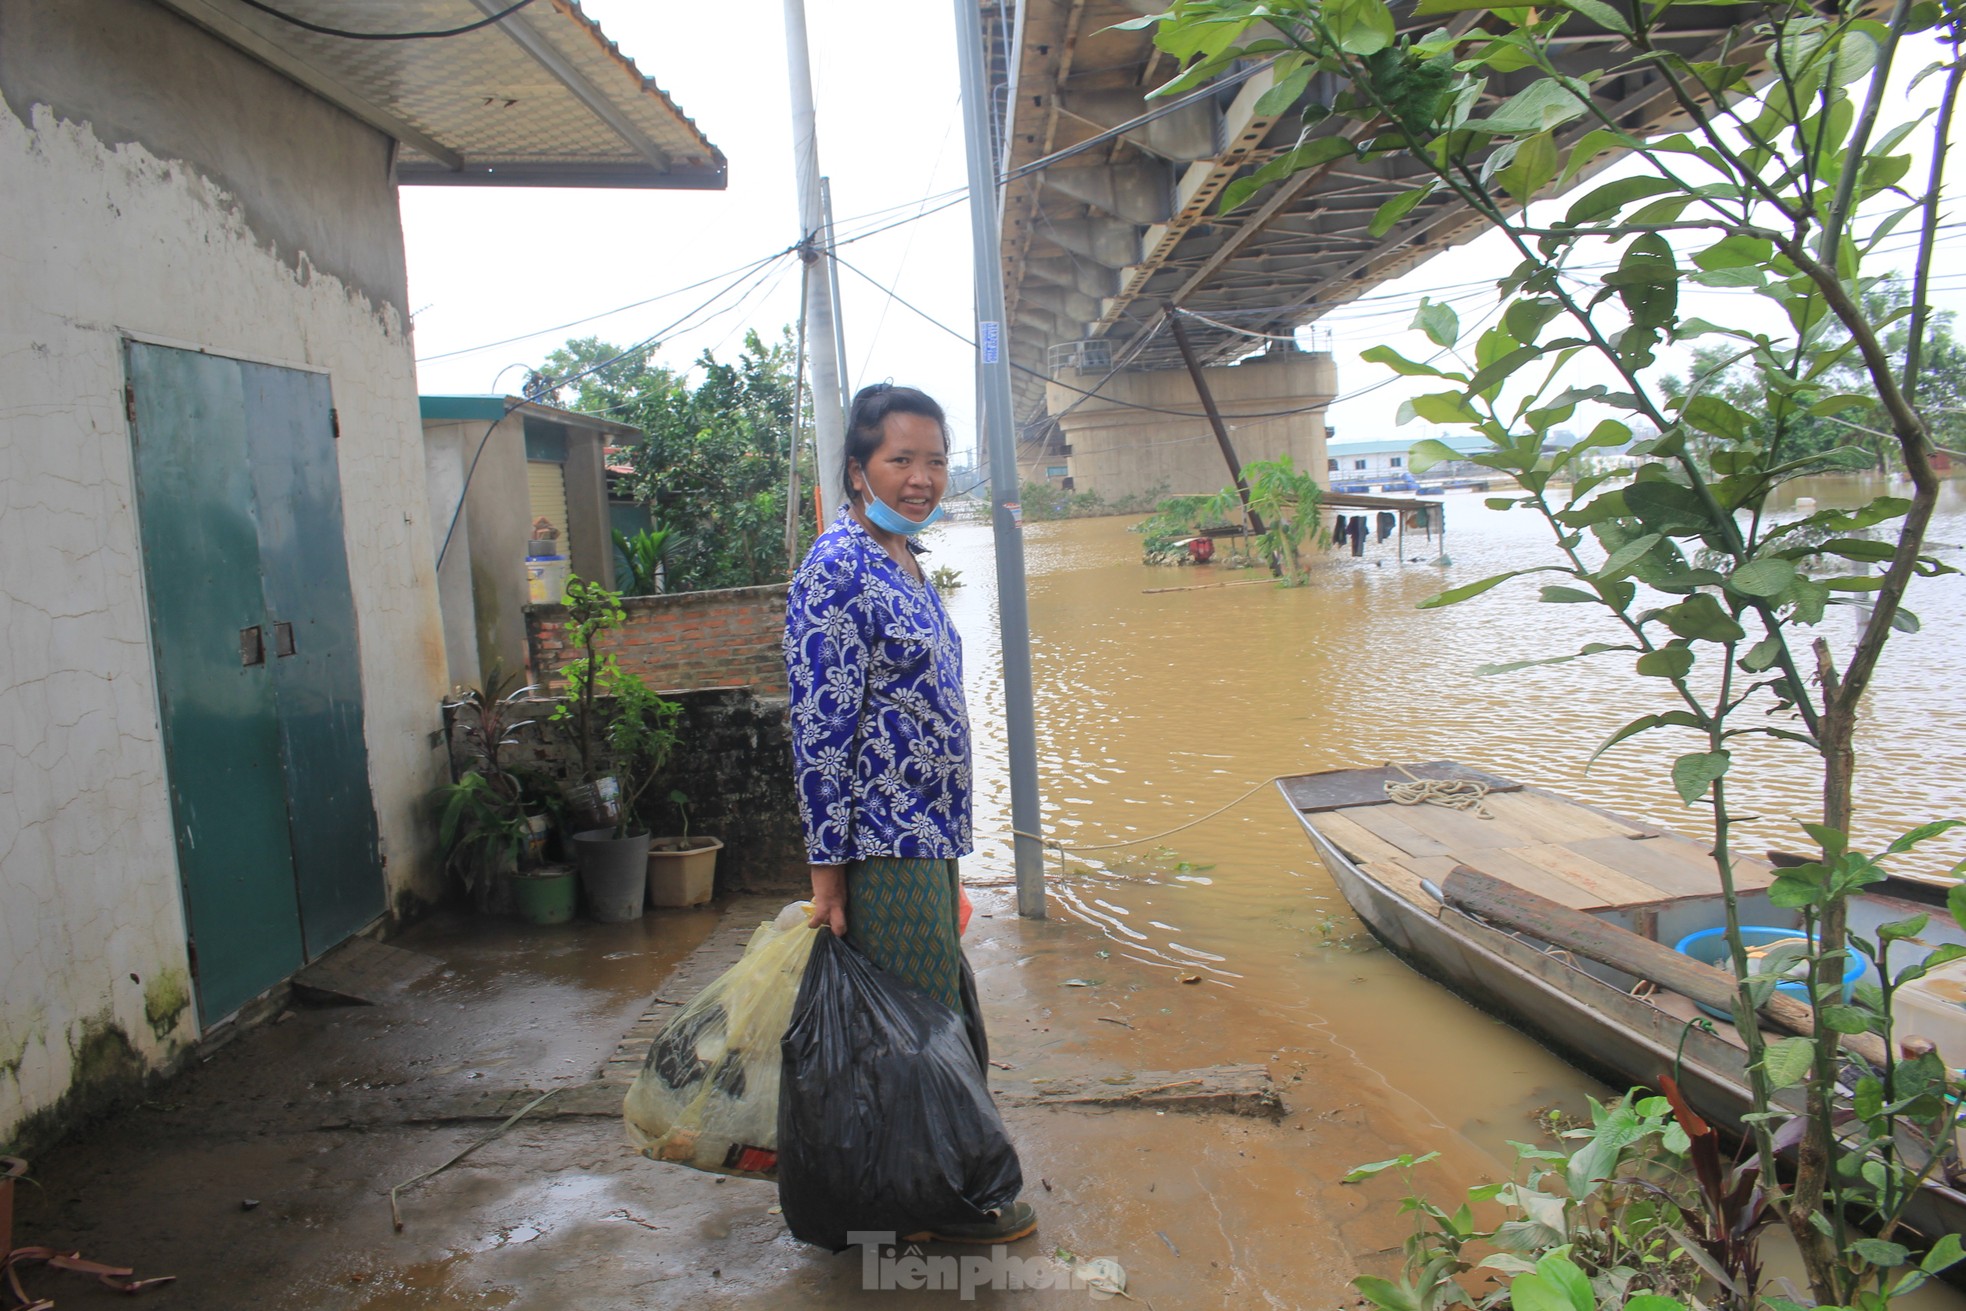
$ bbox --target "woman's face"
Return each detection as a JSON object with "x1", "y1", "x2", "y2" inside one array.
[{"x1": 851, "y1": 412, "x2": 949, "y2": 522}]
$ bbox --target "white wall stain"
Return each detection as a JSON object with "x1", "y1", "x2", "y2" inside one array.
[{"x1": 1, "y1": 99, "x2": 451, "y2": 1140}]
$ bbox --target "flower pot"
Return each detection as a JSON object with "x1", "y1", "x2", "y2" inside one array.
[
  {"x1": 646, "y1": 836, "x2": 722, "y2": 908},
  {"x1": 561, "y1": 776, "x2": 622, "y2": 832},
  {"x1": 573, "y1": 828, "x2": 651, "y2": 922},
  {"x1": 508, "y1": 865, "x2": 576, "y2": 926}
]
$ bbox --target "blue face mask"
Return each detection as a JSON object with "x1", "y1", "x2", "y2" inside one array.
[{"x1": 862, "y1": 490, "x2": 945, "y2": 536}]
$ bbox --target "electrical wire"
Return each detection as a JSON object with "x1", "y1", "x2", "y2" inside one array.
[
  {"x1": 858, "y1": 97, "x2": 964, "y2": 379},
  {"x1": 415, "y1": 244, "x2": 799, "y2": 363},
  {"x1": 236, "y1": 0, "x2": 535, "y2": 41},
  {"x1": 831, "y1": 252, "x2": 1332, "y2": 422},
  {"x1": 819, "y1": 60, "x2": 1275, "y2": 254}
]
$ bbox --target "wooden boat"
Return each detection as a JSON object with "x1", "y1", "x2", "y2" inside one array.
[{"x1": 1280, "y1": 762, "x2": 1966, "y2": 1244}]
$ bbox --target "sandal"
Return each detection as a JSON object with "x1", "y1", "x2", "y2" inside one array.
[{"x1": 902, "y1": 1200, "x2": 1038, "y2": 1245}]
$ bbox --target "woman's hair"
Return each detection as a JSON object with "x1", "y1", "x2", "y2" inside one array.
[{"x1": 842, "y1": 383, "x2": 949, "y2": 501}]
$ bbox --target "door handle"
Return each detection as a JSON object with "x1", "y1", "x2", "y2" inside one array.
[
  {"x1": 274, "y1": 622, "x2": 296, "y2": 657},
  {"x1": 240, "y1": 626, "x2": 265, "y2": 666}
]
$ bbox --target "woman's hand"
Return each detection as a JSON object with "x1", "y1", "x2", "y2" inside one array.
[{"x1": 807, "y1": 864, "x2": 848, "y2": 937}]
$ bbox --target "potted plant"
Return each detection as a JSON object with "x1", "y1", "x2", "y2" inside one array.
[
  {"x1": 552, "y1": 578, "x2": 681, "y2": 922},
  {"x1": 553, "y1": 579, "x2": 625, "y2": 833},
  {"x1": 646, "y1": 788, "x2": 721, "y2": 907},
  {"x1": 438, "y1": 669, "x2": 554, "y2": 914}
]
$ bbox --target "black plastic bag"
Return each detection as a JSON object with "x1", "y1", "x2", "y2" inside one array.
[{"x1": 777, "y1": 930, "x2": 1023, "y2": 1251}]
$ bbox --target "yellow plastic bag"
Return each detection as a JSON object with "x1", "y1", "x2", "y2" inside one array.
[{"x1": 623, "y1": 902, "x2": 818, "y2": 1179}]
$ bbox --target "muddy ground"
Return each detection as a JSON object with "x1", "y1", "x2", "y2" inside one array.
[{"x1": 11, "y1": 889, "x2": 1517, "y2": 1309}]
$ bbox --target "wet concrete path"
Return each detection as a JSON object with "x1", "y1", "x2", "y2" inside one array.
[{"x1": 12, "y1": 889, "x2": 1511, "y2": 1309}]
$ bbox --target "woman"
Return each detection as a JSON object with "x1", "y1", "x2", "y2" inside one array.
[{"x1": 782, "y1": 383, "x2": 1036, "y2": 1245}]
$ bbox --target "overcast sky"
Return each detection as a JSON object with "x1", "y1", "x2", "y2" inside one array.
[{"x1": 402, "y1": 3, "x2": 1966, "y2": 463}]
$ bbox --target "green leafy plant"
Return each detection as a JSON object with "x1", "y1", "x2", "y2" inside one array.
[
  {"x1": 436, "y1": 772, "x2": 531, "y2": 909},
  {"x1": 667, "y1": 788, "x2": 692, "y2": 842},
  {"x1": 438, "y1": 667, "x2": 543, "y2": 907},
  {"x1": 1137, "y1": 493, "x2": 1235, "y2": 563},
  {"x1": 1138, "y1": 0, "x2": 1966, "y2": 1300},
  {"x1": 1204, "y1": 455, "x2": 1327, "y2": 584},
  {"x1": 1343, "y1": 1091, "x2": 1701, "y2": 1311},
  {"x1": 550, "y1": 577, "x2": 681, "y2": 837},
  {"x1": 612, "y1": 525, "x2": 673, "y2": 596},
  {"x1": 928, "y1": 564, "x2": 964, "y2": 592}
]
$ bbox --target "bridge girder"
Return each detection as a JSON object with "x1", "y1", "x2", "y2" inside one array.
[{"x1": 990, "y1": 0, "x2": 1769, "y2": 425}]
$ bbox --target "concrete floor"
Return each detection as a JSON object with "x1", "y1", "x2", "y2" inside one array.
[{"x1": 10, "y1": 889, "x2": 1496, "y2": 1309}]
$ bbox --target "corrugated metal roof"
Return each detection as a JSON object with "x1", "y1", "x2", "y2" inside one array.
[
  {"x1": 420, "y1": 394, "x2": 644, "y2": 440},
  {"x1": 157, "y1": 0, "x2": 725, "y2": 188}
]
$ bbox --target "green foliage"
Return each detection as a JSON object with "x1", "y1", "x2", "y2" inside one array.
[
  {"x1": 1018, "y1": 479, "x2": 1169, "y2": 521},
  {"x1": 1212, "y1": 455, "x2": 1327, "y2": 584},
  {"x1": 437, "y1": 666, "x2": 544, "y2": 908},
  {"x1": 1659, "y1": 277, "x2": 1966, "y2": 472},
  {"x1": 549, "y1": 577, "x2": 681, "y2": 837},
  {"x1": 1343, "y1": 1093, "x2": 1703, "y2": 1311},
  {"x1": 1134, "y1": 460, "x2": 1324, "y2": 577},
  {"x1": 612, "y1": 526, "x2": 673, "y2": 597},
  {"x1": 537, "y1": 330, "x2": 812, "y2": 592},
  {"x1": 1139, "y1": 0, "x2": 1966, "y2": 1302},
  {"x1": 435, "y1": 771, "x2": 531, "y2": 910},
  {"x1": 928, "y1": 564, "x2": 964, "y2": 593},
  {"x1": 1136, "y1": 493, "x2": 1236, "y2": 563}
]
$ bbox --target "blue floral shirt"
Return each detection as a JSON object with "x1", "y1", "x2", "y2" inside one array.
[{"x1": 784, "y1": 512, "x2": 972, "y2": 865}]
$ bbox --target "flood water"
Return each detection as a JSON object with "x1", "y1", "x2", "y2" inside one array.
[{"x1": 929, "y1": 473, "x2": 1966, "y2": 1168}]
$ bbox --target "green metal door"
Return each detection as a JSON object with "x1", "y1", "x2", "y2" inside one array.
[
  {"x1": 129, "y1": 343, "x2": 385, "y2": 1024},
  {"x1": 128, "y1": 344, "x2": 305, "y2": 1024},
  {"x1": 240, "y1": 363, "x2": 384, "y2": 955}
]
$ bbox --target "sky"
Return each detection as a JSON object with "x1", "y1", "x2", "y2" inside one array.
[{"x1": 402, "y1": 3, "x2": 1966, "y2": 464}]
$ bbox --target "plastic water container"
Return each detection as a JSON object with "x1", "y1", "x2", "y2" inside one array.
[
  {"x1": 1674, "y1": 925, "x2": 1864, "y2": 1021},
  {"x1": 526, "y1": 557, "x2": 571, "y2": 605},
  {"x1": 1893, "y1": 952, "x2": 1966, "y2": 1071}
]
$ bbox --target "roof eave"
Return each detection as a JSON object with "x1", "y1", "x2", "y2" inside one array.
[{"x1": 396, "y1": 160, "x2": 728, "y2": 189}]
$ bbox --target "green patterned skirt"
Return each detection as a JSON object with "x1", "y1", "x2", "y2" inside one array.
[{"x1": 845, "y1": 856, "x2": 966, "y2": 1013}]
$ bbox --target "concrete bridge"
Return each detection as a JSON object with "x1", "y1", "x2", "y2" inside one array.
[{"x1": 980, "y1": 0, "x2": 1772, "y2": 497}]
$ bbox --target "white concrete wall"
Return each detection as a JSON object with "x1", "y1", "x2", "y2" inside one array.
[
  {"x1": 1, "y1": 2, "x2": 451, "y2": 1145},
  {"x1": 423, "y1": 424, "x2": 485, "y2": 691}
]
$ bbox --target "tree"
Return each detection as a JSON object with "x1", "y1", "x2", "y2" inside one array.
[
  {"x1": 1139, "y1": 0, "x2": 1963, "y2": 1303},
  {"x1": 535, "y1": 330, "x2": 814, "y2": 593},
  {"x1": 1660, "y1": 275, "x2": 1966, "y2": 469}
]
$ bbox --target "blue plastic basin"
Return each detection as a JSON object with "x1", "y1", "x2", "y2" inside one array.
[{"x1": 1673, "y1": 924, "x2": 1864, "y2": 1021}]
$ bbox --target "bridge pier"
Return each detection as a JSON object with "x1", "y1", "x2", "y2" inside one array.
[{"x1": 1033, "y1": 345, "x2": 1336, "y2": 503}]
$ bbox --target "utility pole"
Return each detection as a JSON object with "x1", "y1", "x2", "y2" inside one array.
[
  {"x1": 953, "y1": 0, "x2": 1046, "y2": 919},
  {"x1": 821, "y1": 176, "x2": 852, "y2": 418},
  {"x1": 1168, "y1": 309, "x2": 1279, "y2": 577},
  {"x1": 784, "y1": 0, "x2": 847, "y2": 522}
]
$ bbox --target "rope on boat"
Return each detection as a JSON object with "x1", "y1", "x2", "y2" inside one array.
[{"x1": 1383, "y1": 761, "x2": 1495, "y2": 819}]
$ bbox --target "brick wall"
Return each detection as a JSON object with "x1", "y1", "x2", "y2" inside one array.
[
  {"x1": 512, "y1": 584, "x2": 803, "y2": 894},
  {"x1": 524, "y1": 583, "x2": 788, "y2": 695}
]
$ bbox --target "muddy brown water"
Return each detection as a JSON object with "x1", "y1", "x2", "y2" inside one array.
[{"x1": 934, "y1": 473, "x2": 1966, "y2": 1170}]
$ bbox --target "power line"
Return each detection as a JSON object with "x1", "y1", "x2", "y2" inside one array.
[
  {"x1": 415, "y1": 245, "x2": 799, "y2": 363},
  {"x1": 235, "y1": 0, "x2": 535, "y2": 40},
  {"x1": 859, "y1": 98, "x2": 964, "y2": 379},
  {"x1": 434, "y1": 251, "x2": 795, "y2": 570}
]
